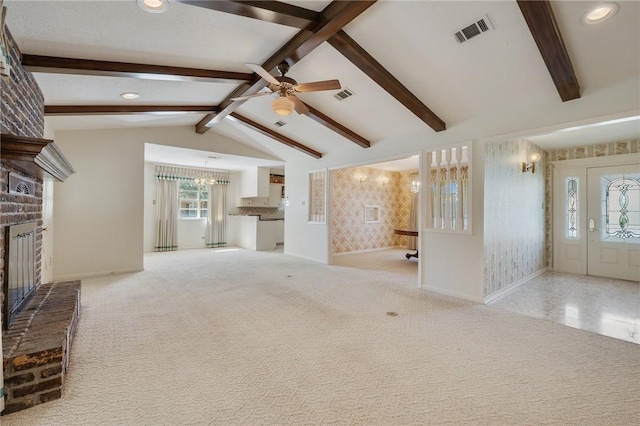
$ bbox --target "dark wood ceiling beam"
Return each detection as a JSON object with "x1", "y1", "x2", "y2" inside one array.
[
  {"x1": 22, "y1": 55, "x2": 252, "y2": 83},
  {"x1": 303, "y1": 104, "x2": 370, "y2": 148},
  {"x1": 328, "y1": 30, "x2": 446, "y2": 132},
  {"x1": 172, "y1": 0, "x2": 317, "y2": 29},
  {"x1": 517, "y1": 0, "x2": 580, "y2": 102},
  {"x1": 195, "y1": 1, "x2": 377, "y2": 134},
  {"x1": 45, "y1": 105, "x2": 218, "y2": 115},
  {"x1": 228, "y1": 113, "x2": 322, "y2": 159}
]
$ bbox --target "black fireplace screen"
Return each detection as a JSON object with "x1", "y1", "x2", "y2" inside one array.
[{"x1": 4, "y1": 221, "x2": 36, "y2": 327}]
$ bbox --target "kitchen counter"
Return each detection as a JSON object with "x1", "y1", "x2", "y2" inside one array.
[{"x1": 229, "y1": 214, "x2": 284, "y2": 221}]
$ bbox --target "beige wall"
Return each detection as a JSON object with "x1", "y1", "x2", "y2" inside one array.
[{"x1": 330, "y1": 167, "x2": 414, "y2": 254}]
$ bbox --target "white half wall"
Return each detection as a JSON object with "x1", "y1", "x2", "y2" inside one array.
[{"x1": 422, "y1": 142, "x2": 485, "y2": 303}]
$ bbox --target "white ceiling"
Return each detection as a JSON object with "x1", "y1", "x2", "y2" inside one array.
[{"x1": 5, "y1": 1, "x2": 640, "y2": 169}]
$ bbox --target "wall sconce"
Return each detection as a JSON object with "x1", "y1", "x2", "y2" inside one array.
[
  {"x1": 358, "y1": 174, "x2": 368, "y2": 183},
  {"x1": 410, "y1": 180, "x2": 420, "y2": 193},
  {"x1": 381, "y1": 177, "x2": 389, "y2": 186},
  {"x1": 522, "y1": 152, "x2": 541, "y2": 174}
]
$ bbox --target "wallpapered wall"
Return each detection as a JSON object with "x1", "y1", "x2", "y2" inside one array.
[
  {"x1": 484, "y1": 139, "x2": 546, "y2": 297},
  {"x1": 544, "y1": 138, "x2": 640, "y2": 267},
  {"x1": 331, "y1": 167, "x2": 414, "y2": 254}
]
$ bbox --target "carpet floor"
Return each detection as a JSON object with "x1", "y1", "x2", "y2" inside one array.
[{"x1": 3, "y1": 248, "x2": 639, "y2": 425}]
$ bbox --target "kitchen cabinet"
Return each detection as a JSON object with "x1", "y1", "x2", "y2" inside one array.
[
  {"x1": 227, "y1": 215, "x2": 282, "y2": 251},
  {"x1": 268, "y1": 184, "x2": 283, "y2": 207},
  {"x1": 238, "y1": 167, "x2": 270, "y2": 198},
  {"x1": 275, "y1": 219, "x2": 284, "y2": 244},
  {"x1": 240, "y1": 197, "x2": 269, "y2": 207}
]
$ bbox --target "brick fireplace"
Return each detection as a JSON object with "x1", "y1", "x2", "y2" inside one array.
[{"x1": 1, "y1": 26, "x2": 76, "y2": 414}]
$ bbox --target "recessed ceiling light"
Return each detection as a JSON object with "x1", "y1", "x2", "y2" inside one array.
[
  {"x1": 582, "y1": 3, "x2": 619, "y2": 24},
  {"x1": 137, "y1": 0, "x2": 169, "y2": 14},
  {"x1": 120, "y1": 92, "x2": 140, "y2": 100}
]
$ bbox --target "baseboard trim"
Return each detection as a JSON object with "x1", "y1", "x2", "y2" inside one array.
[
  {"x1": 421, "y1": 285, "x2": 485, "y2": 304},
  {"x1": 484, "y1": 267, "x2": 549, "y2": 304},
  {"x1": 53, "y1": 268, "x2": 143, "y2": 282},
  {"x1": 333, "y1": 246, "x2": 405, "y2": 256}
]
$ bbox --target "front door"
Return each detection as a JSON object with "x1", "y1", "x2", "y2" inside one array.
[{"x1": 586, "y1": 164, "x2": 640, "y2": 281}]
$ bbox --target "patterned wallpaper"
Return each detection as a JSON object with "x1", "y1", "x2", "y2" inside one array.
[
  {"x1": 331, "y1": 167, "x2": 414, "y2": 254},
  {"x1": 544, "y1": 138, "x2": 640, "y2": 267},
  {"x1": 484, "y1": 139, "x2": 546, "y2": 297}
]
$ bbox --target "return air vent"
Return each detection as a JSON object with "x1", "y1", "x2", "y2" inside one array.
[
  {"x1": 454, "y1": 15, "x2": 493, "y2": 44},
  {"x1": 274, "y1": 120, "x2": 287, "y2": 127},
  {"x1": 334, "y1": 87, "x2": 355, "y2": 101}
]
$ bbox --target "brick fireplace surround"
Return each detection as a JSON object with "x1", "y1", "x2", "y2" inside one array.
[{"x1": 1, "y1": 28, "x2": 77, "y2": 415}]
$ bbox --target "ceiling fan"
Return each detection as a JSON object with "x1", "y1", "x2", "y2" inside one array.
[{"x1": 231, "y1": 61, "x2": 341, "y2": 116}]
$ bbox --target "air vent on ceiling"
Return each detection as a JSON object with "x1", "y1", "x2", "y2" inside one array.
[
  {"x1": 454, "y1": 15, "x2": 493, "y2": 44},
  {"x1": 274, "y1": 120, "x2": 287, "y2": 127},
  {"x1": 334, "y1": 87, "x2": 355, "y2": 101}
]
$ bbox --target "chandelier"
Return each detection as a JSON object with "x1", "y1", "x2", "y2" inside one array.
[{"x1": 194, "y1": 162, "x2": 217, "y2": 185}]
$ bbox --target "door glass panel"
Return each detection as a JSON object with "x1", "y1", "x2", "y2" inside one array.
[
  {"x1": 600, "y1": 174, "x2": 640, "y2": 243},
  {"x1": 565, "y1": 177, "x2": 579, "y2": 239}
]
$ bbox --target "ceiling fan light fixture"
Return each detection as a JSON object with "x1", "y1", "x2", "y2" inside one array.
[
  {"x1": 582, "y1": 3, "x2": 618, "y2": 24},
  {"x1": 120, "y1": 91, "x2": 140, "y2": 100},
  {"x1": 272, "y1": 97, "x2": 294, "y2": 116},
  {"x1": 137, "y1": 0, "x2": 169, "y2": 14}
]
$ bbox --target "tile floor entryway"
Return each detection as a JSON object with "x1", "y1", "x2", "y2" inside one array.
[
  {"x1": 330, "y1": 249, "x2": 639, "y2": 344},
  {"x1": 489, "y1": 271, "x2": 640, "y2": 344}
]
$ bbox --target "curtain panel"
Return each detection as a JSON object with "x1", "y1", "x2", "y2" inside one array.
[
  {"x1": 206, "y1": 184, "x2": 227, "y2": 248},
  {"x1": 155, "y1": 179, "x2": 178, "y2": 252},
  {"x1": 155, "y1": 164, "x2": 230, "y2": 184}
]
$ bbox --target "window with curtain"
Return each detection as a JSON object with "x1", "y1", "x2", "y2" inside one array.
[
  {"x1": 425, "y1": 144, "x2": 471, "y2": 233},
  {"x1": 154, "y1": 164, "x2": 230, "y2": 251}
]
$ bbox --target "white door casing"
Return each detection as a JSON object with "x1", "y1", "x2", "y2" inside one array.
[
  {"x1": 41, "y1": 179, "x2": 54, "y2": 284},
  {"x1": 553, "y1": 153, "x2": 640, "y2": 280},
  {"x1": 587, "y1": 164, "x2": 640, "y2": 281}
]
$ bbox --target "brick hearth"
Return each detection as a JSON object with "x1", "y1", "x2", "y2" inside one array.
[{"x1": 2, "y1": 281, "x2": 80, "y2": 414}]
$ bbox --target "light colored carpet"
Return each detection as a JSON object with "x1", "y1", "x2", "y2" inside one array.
[{"x1": 3, "y1": 248, "x2": 639, "y2": 425}]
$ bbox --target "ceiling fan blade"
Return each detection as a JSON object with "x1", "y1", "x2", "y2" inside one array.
[
  {"x1": 295, "y1": 79, "x2": 341, "y2": 93},
  {"x1": 288, "y1": 95, "x2": 309, "y2": 114},
  {"x1": 230, "y1": 91, "x2": 273, "y2": 101},
  {"x1": 245, "y1": 63, "x2": 280, "y2": 86}
]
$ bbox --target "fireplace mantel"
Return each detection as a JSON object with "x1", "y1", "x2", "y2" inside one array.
[{"x1": 1, "y1": 133, "x2": 75, "y2": 181}]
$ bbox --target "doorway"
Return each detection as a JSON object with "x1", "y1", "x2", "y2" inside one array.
[
  {"x1": 553, "y1": 154, "x2": 640, "y2": 281},
  {"x1": 328, "y1": 156, "x2": 420, "y2": 281}
]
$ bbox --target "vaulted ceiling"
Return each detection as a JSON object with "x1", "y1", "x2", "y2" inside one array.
[{"x1": 4, "y1": 1, "x2": 639, "y2": 164}]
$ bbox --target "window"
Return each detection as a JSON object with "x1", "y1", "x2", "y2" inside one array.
[
  {"x1": 179, "y1": 180, "x2": 208, "y2": 219},
  {"x1": 308, "y1": 169, "x2": 327, "y2": 223},
  {"x1": 425, "y1": 144, "x2": 471, "y2": 233},
  {"x1": 601, "y1": 174, "x2": 640, "y2": 242},
  {"x1": 565, "y1": 177, "x2": 579, "y2": 239}
]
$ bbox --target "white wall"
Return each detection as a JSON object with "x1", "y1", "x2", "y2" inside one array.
[
  {"x1": 54, "y1": 126, "x2": 279, "y2": 279},
  {"x1": 53, "y1": 131, "x2": 145, "y2": 280}
]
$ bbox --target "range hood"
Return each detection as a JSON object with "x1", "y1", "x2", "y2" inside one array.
[{"x1": 1, "y1": 133, "x2": 75, "y2": 181}]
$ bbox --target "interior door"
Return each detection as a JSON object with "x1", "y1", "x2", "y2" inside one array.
[{"x1": 587, "y1": 164, "x2": 640, "y2": 281}]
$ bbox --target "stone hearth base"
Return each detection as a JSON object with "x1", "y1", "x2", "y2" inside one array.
[{"x1": 2, "y1": 281, "x2": 81, "y2": 415}]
